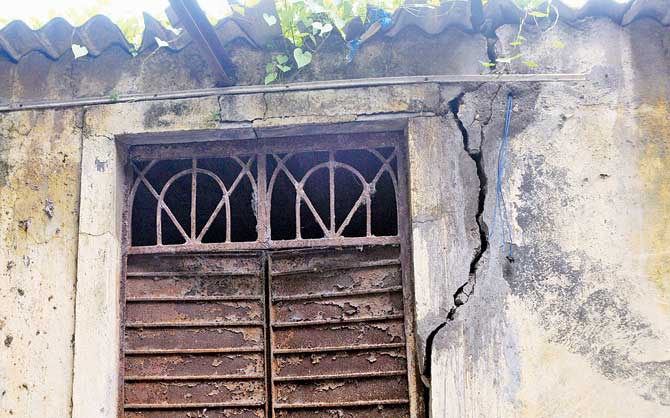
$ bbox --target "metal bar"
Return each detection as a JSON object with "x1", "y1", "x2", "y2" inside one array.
[
  {"x1": 257, "y1": 152, "x2": 269, "y2": 244},
  {"x1": 272, "y1": 370, "x2": 407, "y2": 382},
  {"x1": 0, "y1": 73, "x2": 588, "y2": 113},
  {"x1": 124, "y1": 374, "x2": 265, "y2": 381},
  {"x1": 126, "y1": 236, "x2": 401, "y2": 254},
  {"x1": 132, "y1": 164, "x2": 190, "y2": 244},
  {"x1": 190, "y1": 158, "x2": 197, "y2": 240},
  {"x1": 126, "y1": 296, "x2": 263, "y2": 302},
  {"x1": 125, "y1": 320, "x2": 264, "y2": 328},
  {"x1": 125, "y1": 347, "x2": 264, "y2": 355},
  {"x1": 273, "y1": 399, "x2": 410, "y2": 409},
  {"x1": 270, "y1": 258, "x2": 401, "y2": 277},
  {"x1": 262, "y1": 253, "x2": 272, "y2": 418},
  {"x1": 194, "y1": 174, "x2": 227, "y2": 242},
  {"x1": 335, "y1": 191, "x2": 367, "y2": 236},
  {"x1": 271, "y1": 314, "x2": 405, "y2": 328},
  {"x1": 130, "y1": 132, "x2": 402, "y2": 161},
  {"x1": 273, "y1": 343, "x2": 406, "y2": 355},
  {"x1": 147, "y1": 174, "x2": 192, "y2": 243},
  {"x1": 125, "y1": 401, "x2": 264, "y2": 409},
  {"x1": 168, "y1": 0, "x2": 235, "y2": 86},
  {"x1": 396, "y1": 136, "x2": 423, "y2": 418},
  {"x1": 329, "y1": 151, "x2": 335, "y2": 236},
  {"x1": 125, "y1": 271, "x2": 259, "y2": 277},
  {"x1": 271, "y1": 286, "x2": 403, "y2": 302}
]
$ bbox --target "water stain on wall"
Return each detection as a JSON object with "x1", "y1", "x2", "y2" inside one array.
[{"x1": 636, "y1": 99, "x2": 670, "y2": 309}]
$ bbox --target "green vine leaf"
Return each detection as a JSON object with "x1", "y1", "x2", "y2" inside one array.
[
  {"x1": 293, "y1": 48, "x2": 312, "y2": 68},
  {"x1": 522, "y1": 60, "x2": 539, "y2": 68},
  {"x1": 276, "y1": 55, "x2": 289, "y2": 64},
  {"x1": 528, "y1": 10, "x2": 548, "y2": 17},
  {"x1": 263, "y1": 13, "x2": 277, "y2": 26},
  {"x1": 277, "y1": 64, "x2": 292, "y2": 72},
  {"x1": 265, "y1": 72, "x2": 278, "y2": 84}
]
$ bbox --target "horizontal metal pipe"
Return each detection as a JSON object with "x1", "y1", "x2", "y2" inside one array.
[{"x1": 0, "y1": 73, "x2": 588, "y2": 113}]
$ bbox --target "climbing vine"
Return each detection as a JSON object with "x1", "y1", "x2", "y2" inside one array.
[
  {"x1": 260, "y1": 0, "x2": 562, "y2": 82},
  {"x1": 486, "y1": 0, "x2": 562, "y2": 68}
]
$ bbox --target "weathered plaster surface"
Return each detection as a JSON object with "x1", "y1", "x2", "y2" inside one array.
[
  {"x1": 0, "y1": 109, "x2": 82, "y2": 418},
  {"x1": 71, "y1": 133, "x2": 124, "y2": 418},
  {"x1": 406, "y1": 115, "x2": 480, "y2": 369},
  {"x1": 427, "y1": 18, "x2": 670, "y2": 418}
]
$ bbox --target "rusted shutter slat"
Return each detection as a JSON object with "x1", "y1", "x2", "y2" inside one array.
[
  {"x1": 125, "y1": 409, "x2": 264, "y2": 418},
  {"x1": 127, "y1": 295, "x2": 262, "y2": 302},
  {"x1": 272, "y1": 285, "x2": 403, "y2": 302},
  {"x1": 272, "y1": 342, "x2": 406, "y2": 355},
  {"x1": 268, "y1": 246, "x2": 412, "y2": 417},
  {"x1": 126, "y1": 347, "x2": 265, "y2": 355}
]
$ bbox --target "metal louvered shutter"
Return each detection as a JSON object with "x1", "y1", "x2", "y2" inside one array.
[
  {"x1": 268, "y1": 245, "x2": 413, "y2": 418},
  {"x1": 122, "y1": 252, "x2": 268, "y2": 418}
]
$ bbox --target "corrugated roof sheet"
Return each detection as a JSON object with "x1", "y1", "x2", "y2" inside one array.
[
  {"x1": 0, "y1": 0, "x2": 668, "y2": 64},
  {"x1": 0, "y1": 0, "x2": 282, "y2": 62}
]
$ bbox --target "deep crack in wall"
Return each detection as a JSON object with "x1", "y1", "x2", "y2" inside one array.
[{"x1": 419, "y1": 91, "x2": 492, "y2": 413}]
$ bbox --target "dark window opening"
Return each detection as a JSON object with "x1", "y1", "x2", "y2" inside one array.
[{"x1": 267, "y1": 147, "x2": 399, "y2": 241}]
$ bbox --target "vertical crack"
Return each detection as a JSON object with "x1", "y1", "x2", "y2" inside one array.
[
  {"x1": 450, "y1": 94, "x2": 489, "y2": 286},
  {"x1": 421, "y1": 93, "x2": 491, "y2": 416}
]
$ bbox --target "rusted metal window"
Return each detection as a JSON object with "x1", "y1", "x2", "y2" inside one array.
[
  {"x1": 121, "y1": 132, "x2": 420, "y2": 417},
  {"x1": 123, "y1": 252, "x2": 267, "y2": 417},
  {"x1": 268, "y1": 246, "x2": 413, "y2": 417}
]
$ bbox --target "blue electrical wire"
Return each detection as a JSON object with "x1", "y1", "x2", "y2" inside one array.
[
  {"x1": 346, "y1": 7, "x2": 393, "y2": 62},
  {"x1": 488, "y1": 93, "x2": 515, "y2": 259}
]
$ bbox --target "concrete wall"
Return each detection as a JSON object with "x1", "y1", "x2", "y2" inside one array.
[
  {"x1": 0, "y1": 17, "x2": 668, "y2": 418},
  {"x1": 429, "y1": 18, "x2": 670, "y2": 418}
]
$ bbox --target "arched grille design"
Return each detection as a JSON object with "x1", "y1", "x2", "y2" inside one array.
[
  {"x1": 130, "y1": 156, "x2": 257, "y2": 246},
  {"x1": 127, "y1": 133, "x2": 405, "y2": 252}
]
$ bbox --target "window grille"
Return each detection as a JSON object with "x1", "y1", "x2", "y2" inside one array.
[
  {"x1": 127, "y1": 133, "x2": 402, "y2": 252},
  {"x1": 121, "y1": 132, "x2": 420, "y2": 418}
]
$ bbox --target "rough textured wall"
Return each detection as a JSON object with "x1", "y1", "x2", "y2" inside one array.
[
  {"x1": 429, "y1": 17, "x2": 670, "y2": 418},
  {"x1": 0, "y1": 109, "x2": 83, "y2": 417}
]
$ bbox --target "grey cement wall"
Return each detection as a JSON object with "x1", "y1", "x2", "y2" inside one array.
[{"x1": 0, "y1": 16, "x2": 668, "y2": 418}]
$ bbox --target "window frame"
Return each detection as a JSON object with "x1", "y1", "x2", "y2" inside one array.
[{"x1": 118, "y1": 130, "x2": 423, "y2": 417}]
